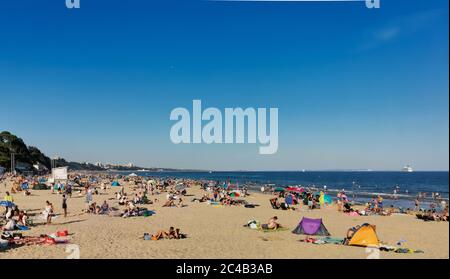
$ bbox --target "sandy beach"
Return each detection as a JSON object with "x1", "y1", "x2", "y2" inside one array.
[{"x1": 0, "y1": 175, "x2": 448, "y2": 259}]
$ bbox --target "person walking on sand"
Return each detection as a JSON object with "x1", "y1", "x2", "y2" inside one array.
[{"x1": 62, "y1": 194, "x2": 68, "y2": 218}]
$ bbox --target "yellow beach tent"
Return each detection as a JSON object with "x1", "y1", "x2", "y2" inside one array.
[{"x1": 348, "y1": 224, "x2": 380, "y2": 248}]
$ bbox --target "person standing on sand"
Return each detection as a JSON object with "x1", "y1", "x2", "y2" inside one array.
[
  {"x1": 44, "y1": 201, "x2": 54, "y2": 225},
  {"x1": 85, "y1": 187, "x2": 93, "y2": 212},
  {"x1": 4, "y1": 191, "x2": 13, "y2": 203},
  {"x1": 3, "y1": 191, "x2": 14, "y2": 215},
  {"x1": 62, "y1": 194, "x2": 68, "y2": 218},
  {"x1": 414, "y1": 198, "x2": 420, "y2": 212},
  {"x1": 66, "y1": 184, "x2": 72, "y2": 198}
]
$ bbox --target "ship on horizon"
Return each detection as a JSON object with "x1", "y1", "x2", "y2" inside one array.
[{"x1": 402, "y1": 165, "x2": 414, "y2": 172}]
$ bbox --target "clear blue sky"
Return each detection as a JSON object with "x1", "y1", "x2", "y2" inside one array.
[{"x1": 0, "y1": 0, "x2": 448, "y2": 171}]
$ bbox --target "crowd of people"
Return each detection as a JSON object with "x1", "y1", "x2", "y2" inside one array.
[{"x1": 1, "y1": 170, "x2": 449, "y2": 252}]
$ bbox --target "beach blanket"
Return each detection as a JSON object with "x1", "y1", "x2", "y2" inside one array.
[
  {"x1": 346, "y1": 211, "x2": 360, "y2": 217},
  {"x1": 17, "y1": 225, "x2": 30, "y2": 231},
  {"x1": 258, "y1": 227, "x2": 289, "y2": 233},
  {"x1": 379, "y1": 245, "x2": 424, "y2": 253},
  {"x1": 320, "y1": 237, "x2": 345, "y2": 244},
  {"x1": 300, "y1": 237, "x2": 344, "y2": 245},
  {"x1": 208, "y1": 201, "x2": 222, "y2": 207}
]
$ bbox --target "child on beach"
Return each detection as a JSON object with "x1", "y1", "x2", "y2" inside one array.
[{"x1": 44, "y1": 201, "x2": 54, "y2": 225}]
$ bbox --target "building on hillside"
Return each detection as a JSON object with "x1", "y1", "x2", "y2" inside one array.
[
  {"x1": 33, "y1": 162, "x2": 48, "y2": 172},
  {"x1": 16, "y1": 161, "x2": 33, "y2": 174}
]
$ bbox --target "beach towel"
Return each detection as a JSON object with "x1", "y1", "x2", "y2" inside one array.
[
  {"x1": 321, "y1": 237, "x2": 345, "y2": 244},
  {"x1": 17, "y1": 225, "x2": 30, "y2": 231},
  {"x1": 379, "y1": 245, "x2": 424, "y2": 254},
  {"x1": 347, "y1": 211, "x2": 360, "y2": 217},
  {"x1": 258, "y1": 227, "x2": 289, "y2": 233},
  {"x1": 208, "y1": 201, "x2": 222, "y2": 207}
]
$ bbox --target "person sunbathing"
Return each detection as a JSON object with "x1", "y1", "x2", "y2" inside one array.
[
  {"x1": 261, "y1": 216, "x2": 280, "y2": 230},
  {"x1": 168, "y1": 227, "x2": 187, "y2": 239},
  {"x1": 192, "y1": 194, "x2": 209, "y2": 203},
  {"x1": 89, "y1": 202, "x2": 97, "y2": 214},
  {"x1": 177, "y1": 198, "x2": 184, "y2": 207},
  {"x1": 344, "y1": 224, "x2": 376, "y2": 245},
  {"x1": 343, "y1": 226, "x2": 359, "y2": 245},
  {"x1": 442, "y1": 207, "x2": 449, "y2": 221},
  {"x1": 343, "y1": 202, "x2": 354, "y2": 213},
  {"x1": 152, "y1": 229, "x2": 169, "y2": 240},
  {"x1": 270, "y1": 198, "x2": 281, "y2": 209},
  {"x1": 118, "y1": 195, "x2": 128, "y2": 206},
  {"x1": 2, "y1": 218, "x2": 18, "y2": 231},
  {"x1": 18, "y1": 210, "x2": 28, "y2": 226},
  {"x1": 162, "y1": 200, "x2": 176, "y2": 207},
  {"x1": 100, "y1": 201, "x2": 110, "y2": 214},
  {"x1": 133, "y1": 194, "x2": 141, "y2": 204}
]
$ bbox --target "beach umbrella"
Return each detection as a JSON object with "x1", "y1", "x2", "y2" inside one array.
[
  {"x1": 286, "y1": 187, "x2": 303, "y2": 193},
  {"x1": 229, "y1": 191, "x2": 240, "y2": 197},
  {"x1": 0, "y1": 201, "x2": 15, "y2": 207},
  {"x1": 274, "y1": 187, "x2": 285, "y2": 192}
]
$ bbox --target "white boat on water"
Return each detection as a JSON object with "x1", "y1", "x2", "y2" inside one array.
[{"x1": 402, "y1": 165, "x2": 414, "y2": 172}]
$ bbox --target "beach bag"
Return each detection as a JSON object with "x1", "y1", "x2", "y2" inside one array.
[
  {"x1": 57, "y1": 230, "x2": 69, "y2": 237},
  {"x1": 247, "y1": 220, "x2": 259, "y2": 230},
  {"x1": 0, "y1": 239, "x2": 8, "y2": 250},
  {"x1": 12, "y1": 233, "x2": 23, "y2": 240},
  {"x1": 45, "y1": 237, "x2": 57, "y2": 245}
]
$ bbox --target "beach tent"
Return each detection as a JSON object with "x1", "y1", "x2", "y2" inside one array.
[
  {"x1": 324, "y1": 195, "x2": 333, "y2": 204},
  {"x1": 111, "y1": 181, "x2": 121, "y2": 187},
  {"x1": 348, "y1": 224, "x2": 380, "y2": 247},
  {"x1": 274, "y1": 187, "x2": 285, "y2": 192},
  {"x1": 315, "y1": 192, "x2": 333, "y2": 205},
  {"x1": 292, "y1": 217, "x2": 330, "y2": 236},
  {"x1": 318, "y1": 192, "x2": 333, "y2": 205},
  {"x1": 128, "y1": 173, "x2": 138, "y2": 177}
]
